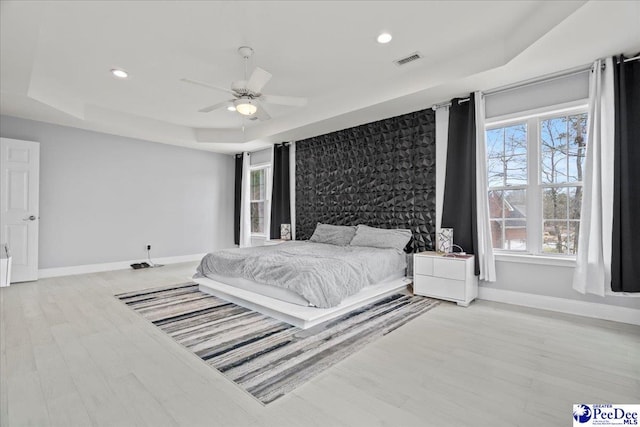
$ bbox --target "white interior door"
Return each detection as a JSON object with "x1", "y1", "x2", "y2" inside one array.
[{"x1": 0, "y1": 138, "x2": 40, "y2": 282}]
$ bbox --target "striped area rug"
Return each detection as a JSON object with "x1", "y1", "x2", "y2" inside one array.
[{"x1": 116, "y1": 283, "x2": 440, "y2": 404}]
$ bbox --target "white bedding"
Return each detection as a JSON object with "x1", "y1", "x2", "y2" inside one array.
[{"x1": 194, "y1": 241, "x2": 407, "y2": 308}]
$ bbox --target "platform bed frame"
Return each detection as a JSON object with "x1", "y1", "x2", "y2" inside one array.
[{"x1": 192, "y1": 276, "x2": 411, "y2": 329}]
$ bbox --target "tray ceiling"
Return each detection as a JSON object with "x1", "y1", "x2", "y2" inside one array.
[{"x1": 1, "y1": 1, "x2": 639, "y2": 153}]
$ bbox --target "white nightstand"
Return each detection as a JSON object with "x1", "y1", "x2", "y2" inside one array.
[
  {"x1": 264, "y1": 239, "x2": 287, "y2": 246},
  {"x1": 413, "y1": 251, "x2": 478, "y2": 307}
]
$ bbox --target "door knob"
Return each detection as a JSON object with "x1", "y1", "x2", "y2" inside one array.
[{"x1": 23, "y1": 215, "x2": 37, "y2": 221}]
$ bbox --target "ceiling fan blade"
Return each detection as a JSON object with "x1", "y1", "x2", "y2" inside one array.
[
  {"x1": 181, "y1": 78, "x2": 235, "y2": 95},
  {"x1": 246, "y1": 67, "x2": 272, "y2": 94},
  {"x1": 261, "y1": 94, "x2": 307, "y2": 107},
  {"x1": 254, "y1": 102, "x2": 271, "y2": 121},
  {"x1": 198, "y1": 100, "x2": 232, "y2": 113}
]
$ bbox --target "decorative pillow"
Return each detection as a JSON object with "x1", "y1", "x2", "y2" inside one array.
[
  {"x1": 309, "y1": 223, "x2": 356, "y2": 246},
  {"x1": 349, "y1": 224, "x2": 412, "y2": 251}
]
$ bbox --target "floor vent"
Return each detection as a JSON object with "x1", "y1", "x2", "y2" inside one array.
[{"x1": 394, "y1": 52, "x2": 423, "y2": 66}]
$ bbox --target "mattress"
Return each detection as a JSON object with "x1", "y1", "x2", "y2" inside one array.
[{"x1": 194, "y1": 241, "x2": 407, "y2": 308}]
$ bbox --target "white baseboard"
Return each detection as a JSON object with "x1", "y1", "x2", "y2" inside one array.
[
  {"x1": 478, "y1": 287, "x2": 640, "y2": 326},
  {"x1": 38, "y1": 253, "x2": 206, "y2": 279}
]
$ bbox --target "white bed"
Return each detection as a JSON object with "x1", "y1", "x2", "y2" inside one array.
[
  {"x1": 192, "y1": 239, "x2": 411, "y2": 329},
  {"x1": 193, "y1": 274, "x2": 410, "y2": 329}
]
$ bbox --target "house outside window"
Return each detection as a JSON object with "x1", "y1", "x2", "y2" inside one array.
[
  {"x1": 249, "y1": 165, "x2": 271, "y2": 235},
  {"x1": 486, "y1": 103, "x2": 587, "y2": 256}
]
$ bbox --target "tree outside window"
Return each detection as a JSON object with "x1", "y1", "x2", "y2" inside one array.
[
  {"x1": 487, "y1": 123, "x2": 528, "y2": 251},
  {"x1": 540, "y1": 113, "x2": 587, "y2": 255}
]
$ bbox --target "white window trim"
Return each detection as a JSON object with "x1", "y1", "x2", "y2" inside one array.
[
  {"x1": 494, "y1": 253, "x2": 576, "y2": 268},
  {"x1": 485, "y1": 99, "x2": 588, "y2": 262},
  {"x1": 249, "y1": 163, "x2": 272, "y2": 237}
]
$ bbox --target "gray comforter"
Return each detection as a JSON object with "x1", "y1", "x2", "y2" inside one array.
[{"x1": 194, "y1": 241, "x2": 406, "y2": 308}]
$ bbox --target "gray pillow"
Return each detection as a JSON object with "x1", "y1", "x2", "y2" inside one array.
[
  {"x1": 349, "y1": 224, "x2": 412, "y2": 251},
  {"x1": 309, "y1": 223, "x2": 356, "y2": 246}
]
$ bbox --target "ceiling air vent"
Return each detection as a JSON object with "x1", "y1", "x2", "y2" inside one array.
[{"x1": 394, "y1": 52, "x2": 423, "y2": 67}]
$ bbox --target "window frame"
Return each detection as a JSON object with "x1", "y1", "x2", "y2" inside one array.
[
  {"x1": 485, "y1": 99, "x2": 588, "y2": 259},
  {"x1": 248, "y1": 162, "x2": 272, "y2": 237}
]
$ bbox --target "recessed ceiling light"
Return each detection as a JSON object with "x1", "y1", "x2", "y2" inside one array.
[
  {"x1": 377, "y1": 33, "x2": 392, "y2": 44},
  {"x1": 110, "y1": 68, "x2": 128, "y2": 79},
  {"x1": 227, "y1": 105, "x2": 236, "y2": 112}
]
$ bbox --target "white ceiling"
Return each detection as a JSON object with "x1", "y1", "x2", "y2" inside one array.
[{"x1": 1, "y1": 1, "x2": 639, "y2": 154}]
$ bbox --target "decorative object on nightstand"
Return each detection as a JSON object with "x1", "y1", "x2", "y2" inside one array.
[
  {"x1": 280, "y1": 223, "x2": 291, "y2": 240},
  {"x1": 412, "y1": 251, "x2": 478, "y2": 306},
  {"x1": 438, "y1": 228, "x2": 453, "y2": 253}
]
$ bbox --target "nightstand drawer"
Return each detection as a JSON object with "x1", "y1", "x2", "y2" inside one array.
[
  {"x1": 414, "y1": 256, "x2": 433, "y2": 276},
  {"x1": 414, "y1": 276, "x2": 465, "y2": 301},
  {"x1": 433, "y1": 257, "x2": 466, "y2": 281}
]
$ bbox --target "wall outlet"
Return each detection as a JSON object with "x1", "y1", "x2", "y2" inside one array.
[{"x1": 146, "y1": 245, "x2": 151, "y2": 251}]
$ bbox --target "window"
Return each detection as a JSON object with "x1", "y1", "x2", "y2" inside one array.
[
  {"x1": 486, "y1": 105, "x2": 587, "y2": 256},
  {"x1": 249, "y1": 166, "x2": 270, "y2": 235},
  {"x1": 487, "y1": 123, "x2": 528, "y2": 250}
]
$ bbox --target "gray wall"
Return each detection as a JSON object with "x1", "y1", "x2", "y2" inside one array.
[
  {"x1": 0, "y1": 115, "x2": 234, "y2": 269},
  {"x1": 485, "y1": 261, "x2": 640, "y2": 309}
]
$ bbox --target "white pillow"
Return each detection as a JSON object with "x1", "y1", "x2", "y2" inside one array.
[
  {"x1": 349, "y1": 224, "x2": 412, "y2": 251},
  {"x1": 309, "y1": 223, "x2": 356, "y2": 246}
]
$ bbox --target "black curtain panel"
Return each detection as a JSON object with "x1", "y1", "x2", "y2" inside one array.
[
  {"x1": 611, "y1": 55, "x2": 640, "y2": 292},
  {"x1": 233, "y1": 154, "x2": 243, "y2": 245},
  {"x1": 295, "y1": 109, "x2": 436, "y2": 253},
  {"x1": 441, "y1": 94, "x2": 479, "y2": 275},
  {"x1": 270, "y1": 143, "x2": 291, "y2": 239}
]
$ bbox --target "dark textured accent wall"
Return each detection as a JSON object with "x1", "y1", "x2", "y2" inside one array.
[{"x1": 295, "y1": 108, "x2": 436, "y2": 252}]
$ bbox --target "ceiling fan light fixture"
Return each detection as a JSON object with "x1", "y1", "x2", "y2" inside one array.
[{"x1": 234, "y1": 98, "x2": 257, "y2": 115}]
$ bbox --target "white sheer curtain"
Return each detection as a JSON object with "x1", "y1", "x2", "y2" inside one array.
[
  {"x1": 572, "y1": 58, "x2": 614, "y2": 296},
  {"x1": 474, "y1": 92, "x2": 496, "y2": 282},
  {"x1": 238, "y1": 152, "x2": 252, "y2": 248},
  {"x1": 289, "y1": 141, "x2": 296, "y2": 240},
  {"x1": 435, "y1": 106, "x2": 449, "y2": 235}
]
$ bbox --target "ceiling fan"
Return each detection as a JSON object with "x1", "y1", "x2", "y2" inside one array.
[{"x1": 181, "y1": 46, "x2": 307, "y2": 121}]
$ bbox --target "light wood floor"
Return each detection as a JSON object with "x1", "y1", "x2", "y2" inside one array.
[{"x1": 1, "y1": 262, "x2": 638, "y2": 427}]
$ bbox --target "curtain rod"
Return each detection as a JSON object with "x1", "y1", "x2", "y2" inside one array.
[
  {"x1": 620, "y1": 54, "x2": 640, "y2": 63},
  {"x1": 237, "y1": 141, "x2": 291, "y2": 156},
  {"x1": 431, "y1": 97, "x2": 469, "y2": 111}
]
